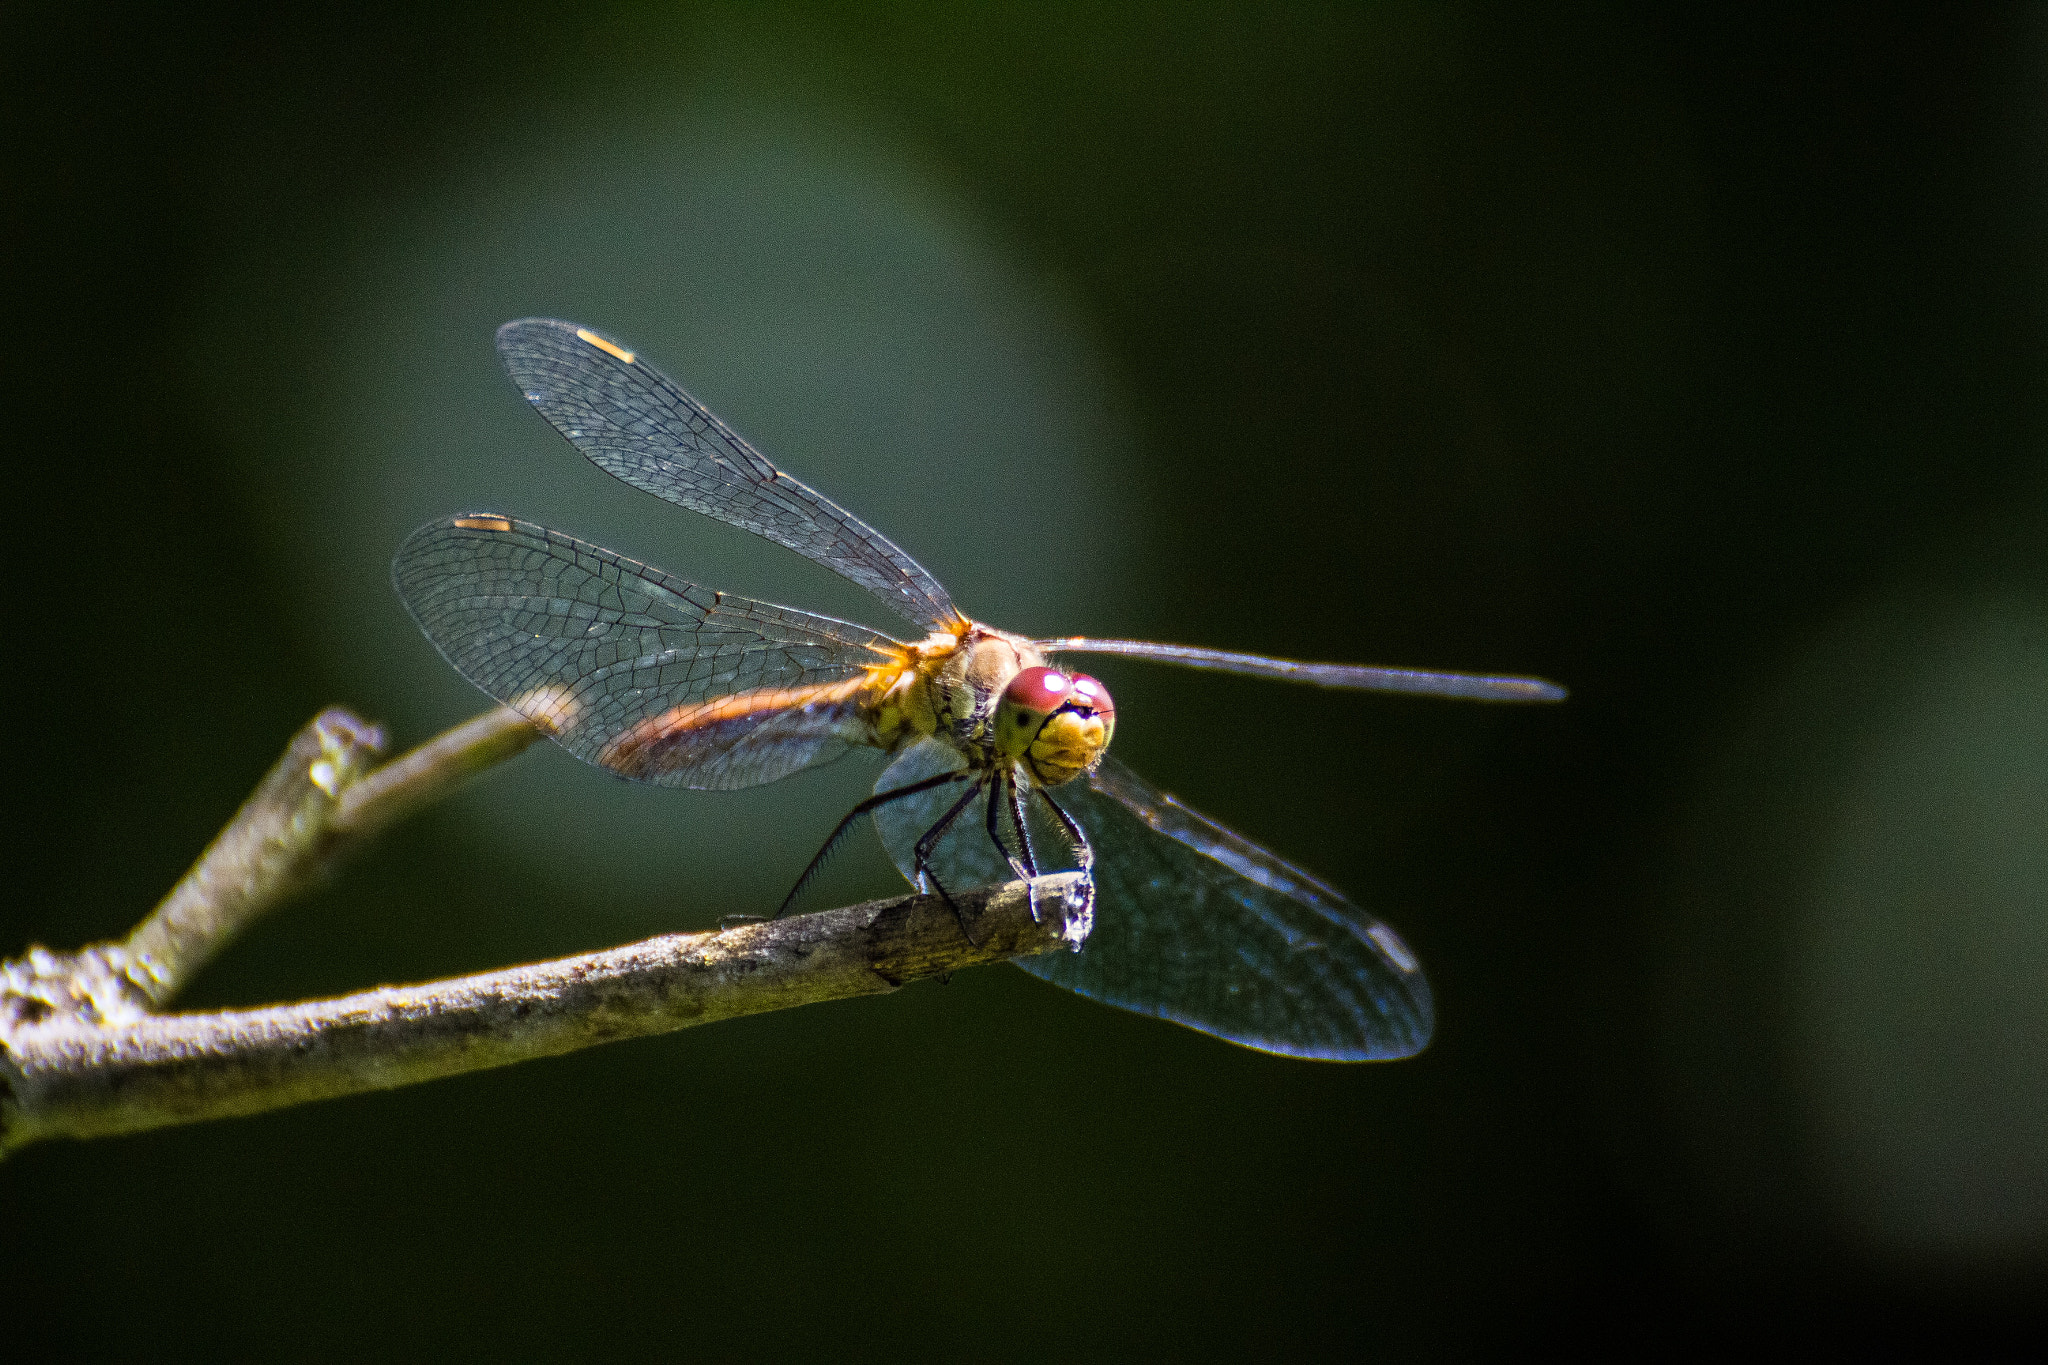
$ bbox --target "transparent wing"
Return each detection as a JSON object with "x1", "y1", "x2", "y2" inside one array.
[
  {"x1": 869, "y1": 740, "x2": 1433, "y2": 1061},
  {"x1": 496, "y1": 318, "x2": 964, "y2": 634},
  {"x1": 393, "y1": 514, "x2": 902, "y2": 791},
  {"x1": 1039, "y1": 638, "x2": 1567, "y2": 702}
]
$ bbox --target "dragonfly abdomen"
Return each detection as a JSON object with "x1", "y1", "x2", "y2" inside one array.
[{"x1": 597, "y1": 676, "x2": 872, "y2": 790}]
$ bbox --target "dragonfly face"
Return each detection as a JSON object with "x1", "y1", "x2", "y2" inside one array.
[
  {"x1": 395, "y1": 319, "x2": 1566, "y2": 1061},
  {"x1": 995, "y1": 665, "x2": 1117, "y2": 787}
]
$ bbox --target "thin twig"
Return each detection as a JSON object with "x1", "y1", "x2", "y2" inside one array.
[
  {"x1": 10, "y1": 706, "x2": 543, "y2": 1028},
  {"x1": 0, "y1": 873, "x2": 1088, "y2": 1154},
  {"x1": 330, "y1": 706, "x2": 544, "y2": 845},
  {"x1": 119, "y1": 709, "x2": 392, "y2": 1011}
]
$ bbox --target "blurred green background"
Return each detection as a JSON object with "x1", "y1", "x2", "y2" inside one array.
[{"x1": 5, "y1": 2, "x2": 2046, "y2": 1355}]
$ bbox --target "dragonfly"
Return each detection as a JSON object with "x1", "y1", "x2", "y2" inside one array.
[{"x1": 393, "y1": 318, "x2": 1565, "y2": 1061}]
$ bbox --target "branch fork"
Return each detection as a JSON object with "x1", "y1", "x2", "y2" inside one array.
[{"x1": 0, "y1": 705, "x2": 1088, "y2": 1157}]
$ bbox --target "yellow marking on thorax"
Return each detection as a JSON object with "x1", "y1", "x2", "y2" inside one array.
[
  {"x1": 452, "y1": 515, "x2": 514, "y2": 532},
  {"x1": 576, "y1": 328, "x2": 636, "y2": 364},
  {"x1": 865, "y1": 671, "x2": 930, "y2": 750},
  {"x1": 861, "y1": 630, "x2": 973, "y2": 752}
]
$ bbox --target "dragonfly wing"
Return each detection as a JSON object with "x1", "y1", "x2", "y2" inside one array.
[
  {"x1": 1040, "y1": 638, "x2": 1566, "y2": 702},
  {"x1": 869, "y1": 743, "x2": 1433, "y2": 1060},
  {"x1": 394, "y1": 514, "x2": 900, "y2": 791},
  {"x1": 496, "y1": 318, "x2": 964, "y2": 634},
  {"x1": 1055, "y1": 756, "x2": 1433, "y2": 1058}
]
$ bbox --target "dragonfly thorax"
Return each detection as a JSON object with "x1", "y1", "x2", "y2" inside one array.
[
  {"x1": 914, "y1": 625, "x2": 1053, "y2": 771},
  {"x1": 872, "y1": 627, "x2": 1116, "y2": 787}
]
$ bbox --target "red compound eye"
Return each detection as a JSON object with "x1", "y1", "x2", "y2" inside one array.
[
  {"x1": 1064, "y1": 672, "x2": 1114, "y2": 720},
  {"x1": 1004, "y1": 665, "x2": 1073, "y2": 716}
]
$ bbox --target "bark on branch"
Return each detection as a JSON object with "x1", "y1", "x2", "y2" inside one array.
[
  {"x1": 0, "y1": 874, "x2": 1086, "y2": 1154},
  {"x1": 0, "y1": 704, "x2": 1091, "y2": 1158}
]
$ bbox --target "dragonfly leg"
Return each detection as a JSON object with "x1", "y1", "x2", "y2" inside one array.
[
  {"x1": 1034, "y1": 785, "x2": 1096, "y2": 938},
  {"x1": 1036, "y1": 786, "x2": 1094, "y2": 876},
  {"x1": 986, "y1": 772, "x2": 1038, "y2": 883},
  {"x1": 915, "y1": 775, "x2": 991, "y2": 944},
  {"x1": 1010, "y1": 774, "x2": 1041, "y2": 877},
  {"x1": 1000, "y1": 771, "x2": 1044, "y2": 923},
  {"x1": 777, "y1": 768, "x2": 969, "y2": 918}
]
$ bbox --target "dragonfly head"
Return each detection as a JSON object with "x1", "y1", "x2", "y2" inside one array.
[{"x1": 996, "y1": 665, "x2": 1116, "y2": 787}]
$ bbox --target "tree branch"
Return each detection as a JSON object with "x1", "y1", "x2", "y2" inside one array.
[
  {"x1": 0, "y1": 873, "x2": 1088, "y2": 1155},
  {"x1": 0, "y1": 701, "x2": 1093, "y2": 1158}
]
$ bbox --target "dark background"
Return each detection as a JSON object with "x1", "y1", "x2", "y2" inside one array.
[{"x1": 5, "y1": 3, "x2": 2046, "y2": 1357}]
